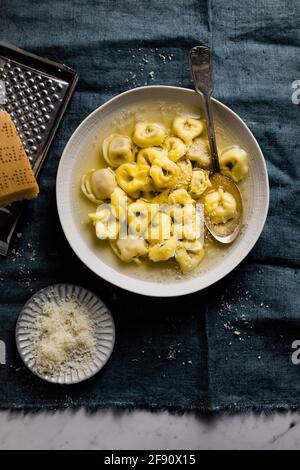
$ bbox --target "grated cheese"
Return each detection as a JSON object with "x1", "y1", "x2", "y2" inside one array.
[{"x1": 30, "y1": 299, "x2": 97, "y2": 376}]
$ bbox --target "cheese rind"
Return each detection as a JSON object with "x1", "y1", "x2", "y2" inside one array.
[{"x1": 0, "y1": 111, "x2": 39, "y2": 207}]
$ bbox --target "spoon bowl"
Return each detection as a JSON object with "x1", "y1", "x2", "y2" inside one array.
[{"x1": 202, "y1": 173, "x2": 243, "y2": 243}]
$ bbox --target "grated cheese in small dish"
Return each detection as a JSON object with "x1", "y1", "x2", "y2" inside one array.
[{"x1": 29, "y1": 299, "x2": 97, "y2": 376}]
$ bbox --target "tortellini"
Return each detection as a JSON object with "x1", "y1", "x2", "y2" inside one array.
[
  {"x1": 103, "y1": 134, "x2": 134, "y2": 168},
  {"x1": 168, "y1": 189, "x2": 194, "y2": 205},
  {"x1": 149, "y1": 211, "x2": 172, "y2": 242},
  {"x1": 181, "y1": 239, "x2": 204, "y2": 253},
  {"x1": 137, "y1": 147, "x2": 168, "y2": 169},
  {"x1": 186, "y1": 138, "x2": 211, "y2": 168},
  {"x1": 172, "y1": 204, "x2": 199, "y2": 240},
  {"x1": 175, "y1": 244, "x2": 205, "y2": 273},
  {"x1": 189, "y1": 169, "x2": 212, "y2": 198},
  {"x1": 110, "y1": 237, "x2": 148, "y2": 264},
  {"x1": 89, "y1": 205, "x2": 118, "y2": 240},
  {"x1": 115, "y1": 163, "x2": 149, "y2": 198},
  {"x1": 204, "y1": 188, "x2": 237, "y2": 224},
  {"x1": 164, "y1": 137, "x2": 186, "y2": 162},
  {"x1": 175, "y1": 159, "x2": 193, "y2": 190},
  {"x1": 172, "y1": 117, "x2": 203, "y2": 145},
  {"x1": 111, "y1": 186, "x2": 130, "y2": 221},
  {"x1": 133, "y1": 122, "x2": 167, "y2": 148},
  {"x1": 82, "y1": 112, "x2": 248, "y2": 274},
  {"x1": 219, "y1": 146, "x2": 248, "y2": 183},
  {"x1": 150, "y1": 190, "x2": 170, "y2": 204},
  {"x1": 128, "y1": 200, "x2": 151, "y2": 237},
  {"x1": 149, "y1": 239, "x2": 178, "y2": 262},
  {"x1": 81, "y1": 168, "x2": 117, "y2": 204},
  {"x1": 150, "y1": 156, "x2": 180, "y2": 190}
]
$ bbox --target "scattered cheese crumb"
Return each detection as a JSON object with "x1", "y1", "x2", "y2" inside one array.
[{"x1": 159, "y1": 53, "x2": 167, "y2": 64}]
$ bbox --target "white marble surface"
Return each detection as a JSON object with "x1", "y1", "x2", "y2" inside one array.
[{"x1": 0, "y1": 410, "x2": 300, "y2": 450}]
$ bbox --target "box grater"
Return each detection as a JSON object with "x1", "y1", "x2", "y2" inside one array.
[{"x1": 0, "y1": 41, "x2": 78, "y2": 256}]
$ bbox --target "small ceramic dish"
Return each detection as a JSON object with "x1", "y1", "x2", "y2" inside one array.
[
  {"x1": 16, "y1": 284, "x2": 115, "y2": 384},
  {"x1": 57, "y1": 86, "x2": 269, "y2": 297}
]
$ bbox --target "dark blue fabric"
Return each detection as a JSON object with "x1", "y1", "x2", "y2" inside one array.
[{"x1": 0, "y1": 0, "x2": 299, "y2": 412}]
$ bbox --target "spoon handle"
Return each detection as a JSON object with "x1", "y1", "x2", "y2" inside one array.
[
  {"x1": 202, "y1": 93, "x2": 220, "y2": 173},
  {"x1": 189, "y1": 45, "x2": 220, "y2": 173}
]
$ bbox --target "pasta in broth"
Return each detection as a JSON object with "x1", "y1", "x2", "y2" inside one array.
[{"x1": 78, "y1": 102, "x2": 249, "y2": 276}]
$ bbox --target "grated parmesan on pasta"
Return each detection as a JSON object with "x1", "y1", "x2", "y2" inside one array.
[{"x1": 30, "y1": 299, "x2": 97, "y2": 376}]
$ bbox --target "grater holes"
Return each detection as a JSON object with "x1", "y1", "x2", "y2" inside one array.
[{"x1": 1, "y1": 56, "x2": 68, "y2": 167}]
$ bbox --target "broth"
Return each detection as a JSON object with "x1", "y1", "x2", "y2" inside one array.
[{"x1": 72, "y1": 100, "x2": 247, "y2": 282}]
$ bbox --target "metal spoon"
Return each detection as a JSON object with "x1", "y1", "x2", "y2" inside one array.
[{"x1": 189, "y1": 45, "x2": 243, "y2": 244}]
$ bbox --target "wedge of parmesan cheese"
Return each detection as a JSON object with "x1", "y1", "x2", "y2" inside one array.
[{"x1": 0, "y1": 111, "x2": 39, "y2": 207}]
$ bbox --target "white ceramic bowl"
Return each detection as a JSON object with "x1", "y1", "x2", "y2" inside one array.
[
  {"x1": 16, "y1": 284, "x2": 115, "y2": 384},
  {"x1": 56, "y1": 86, "x2": 269, "y2": 297}
]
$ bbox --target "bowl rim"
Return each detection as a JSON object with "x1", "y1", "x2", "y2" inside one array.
[{"x1": 56, "y1": 85, "x2": 269, "y2": 297}]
